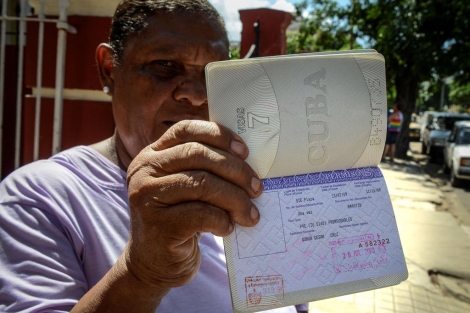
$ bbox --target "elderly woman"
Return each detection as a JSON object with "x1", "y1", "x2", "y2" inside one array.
[{"x1": 0, "y1": 1, "x2": 308, "y2": 312}]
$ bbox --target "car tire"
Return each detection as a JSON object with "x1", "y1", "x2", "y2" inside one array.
[
  {"x1": 421, "y1": 142, "x2": 427, "y2": 154},
  {"x1": 450, "y1": 165, "x2": 462, "y2": 188},
  {"x1": 428, "y1": 146, "x2": 443, "y2": 164},
  {"x1": 443, "y1": 161, "x2": 450, "y2": 174},
  {"x1": 429, "y1": 147, "x2": 437, "y2": 163}
]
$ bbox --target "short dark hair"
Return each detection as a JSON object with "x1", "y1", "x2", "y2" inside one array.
[{"x1": 110, "y1": 0, "x2": 229, "y2": 64}]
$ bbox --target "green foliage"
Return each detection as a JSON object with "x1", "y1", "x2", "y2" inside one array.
[
  {"x1": 351, "y1": 0, "x2": 470, "y2": 87},
  {"x1": 354, "y1": 0, "x2": 470, "y2": 157},
  {"x1": 229, "y1": 46, "x2": 240, "y2": 60},
  {"x1": 449, "y1": 81, "x2": 470, "y2": 109},
  {"x1": 286, "y1": 32, "x2": 302, "y2": 55},
  {"x1": 293, "y1": 0, "x2": 470, "y2": 99},
  {"x1": 291, "y1": 0, "x2": 358, "y2": 52},
  {"x1": 417, "y1": 81, "x2": 442, "y2": 111},
  {"x1": 293, "y1": 0, "x2": 470, "y2": 157}
]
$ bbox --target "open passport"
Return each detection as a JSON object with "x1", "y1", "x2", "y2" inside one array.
[{"x1": 205, "y1": 50, "x2": 408, "y2": 313}]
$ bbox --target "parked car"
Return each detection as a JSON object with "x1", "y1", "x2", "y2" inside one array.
[
  {"x1": 421, "y1": 113, "x2": 470, "y2": 163},
  {"x1": 409, "y1": 114, "x2": 420, "y2": 141},
  {"x1": 443, "y1": 121, "x2": 470, "y2": 187}
]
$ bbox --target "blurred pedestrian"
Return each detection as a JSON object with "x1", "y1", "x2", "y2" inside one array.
[{"x1": 383, "y1": 103, "x2": 403, "y2": 162}]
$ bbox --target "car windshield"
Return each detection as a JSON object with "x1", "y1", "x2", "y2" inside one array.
[
  {"x1": 435, "y1": 116, "x2": 470, "y2": 130},
  {"x1": 425, "y1": 113, "x2": 435, "y2": 125},
  {"x1": 459, "y1": 129, "x2": 470, "y2": 144}
]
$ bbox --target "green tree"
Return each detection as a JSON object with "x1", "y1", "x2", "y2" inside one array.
[
  {"x1": 349, "y1": 0, "x2": 470, "y2": 158},
  {"x1": 291, "y1": 0, "x2": 355, "y2": 52},
  {"x1": 229, "y1": 46, "x2": 240, "y2": 60},
  {"x1": 449, "y1": 81, "x2": 470, "y2": 112},
  {"x1": 295, "y1": 0, "x2": 470, "y2": 158},
  {"x1": 417, "y1": 80, "x2": 442, "y2": 112}
]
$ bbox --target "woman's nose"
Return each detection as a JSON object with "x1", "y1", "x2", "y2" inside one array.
[{"x1": 173, "y1": 71, "x2": 207, "y2": 106}]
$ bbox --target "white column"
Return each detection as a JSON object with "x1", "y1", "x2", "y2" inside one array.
[{"x1": 51, "y1": 0, "x2": 69, "y2": 155}]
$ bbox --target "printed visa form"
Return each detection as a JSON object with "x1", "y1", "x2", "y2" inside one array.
[{"x1": 205, "y1": 50, "x2": 408, "y2": 312}]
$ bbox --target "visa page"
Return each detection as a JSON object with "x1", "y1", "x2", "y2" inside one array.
[{"x1": 226, "y1": 168, "x2": 406, "y2": 311}]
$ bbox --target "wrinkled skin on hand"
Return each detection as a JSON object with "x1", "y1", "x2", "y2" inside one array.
[{"x1": 125, "y1": 120, "x2": 263, "y2": 288}]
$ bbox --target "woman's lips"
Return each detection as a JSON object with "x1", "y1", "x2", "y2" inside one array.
[{"x1": 163, "y1": 121, "x2": 176, "y2": 127}]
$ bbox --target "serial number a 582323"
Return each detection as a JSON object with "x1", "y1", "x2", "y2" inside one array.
[{"x1": 359, "y1": 239, "x2": 390, "y2": 248}]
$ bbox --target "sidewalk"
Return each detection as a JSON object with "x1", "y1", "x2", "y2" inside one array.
[{"x1": 308, "y1": 159, "x2": 470, "y2": 313}]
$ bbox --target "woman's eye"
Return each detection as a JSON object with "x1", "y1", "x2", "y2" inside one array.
[
  {"x1": 155, "y1": 60, "x2": 173, "y2": 67},
  {"x1": 145, "y1": 60, "x2": 179, "y2": 78}
]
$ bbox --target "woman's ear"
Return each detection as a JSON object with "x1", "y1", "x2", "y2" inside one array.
[{"x1": 96, "y1": 43, "x2": 115, "y2": 95}]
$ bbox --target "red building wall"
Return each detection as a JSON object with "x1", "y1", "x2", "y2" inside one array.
[
  {"x1": 239, "y1": 8, "x2": 292, "y2": 58},
  {"x1": 20, "y1": 15, "x2": 115, "y2": 165},
  {"x1": 1, "y1": 46, "x2": 20, "y2": 177},
  {"x1": 25, "y1": 15, "x2": 112, "y2": 90},
  {"x1": 22, "y1": 98, "x2": 114, "y2": 163}
]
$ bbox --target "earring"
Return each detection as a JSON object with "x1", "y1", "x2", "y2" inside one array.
[{"x1": 103, "y1": 86, "x2": 110, "y2": 94}]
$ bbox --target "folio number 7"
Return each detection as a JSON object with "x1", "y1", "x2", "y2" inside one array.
[{"x1": 248, "y1": 112, "x2": 270, "y2": 128}]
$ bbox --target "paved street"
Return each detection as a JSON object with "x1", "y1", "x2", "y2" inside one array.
[
  {"x1": 307, "y1": 150, "x2": 470, "y2": 313},
  {"x1": 448, "y1": 188, "x2": 470, "y2": 226},
  {"x1": 409, "y1": 140, "x2": 470, "y2": 227}
]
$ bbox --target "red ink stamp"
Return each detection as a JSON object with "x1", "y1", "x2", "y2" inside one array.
[
  {"x1": 245, "y1": 275, "x2": 284, "y2": 308},
  {"x1": 329, "y1": 233, "x2": 391, "y2": 274}
]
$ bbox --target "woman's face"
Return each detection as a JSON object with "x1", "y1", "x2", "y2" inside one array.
[{"x1": 109, "y1": 11, "x2": 229, "y2": 160}]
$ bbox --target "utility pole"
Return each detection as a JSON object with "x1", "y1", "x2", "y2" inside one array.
[
  {"x1": 439, "y1": 79, "x2": 445, "y2": 112},
  {"x1": 349, "y1": 0, "x2": 353, "y2": 49}
]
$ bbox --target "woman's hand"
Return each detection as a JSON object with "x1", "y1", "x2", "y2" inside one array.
[{"x1": 125, "y1": 120, "x2": 263, "y2": 288}]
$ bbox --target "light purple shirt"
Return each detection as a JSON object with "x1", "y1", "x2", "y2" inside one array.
[{"x1": 0, "y1": 146, "x2": 305, "y2": 312}]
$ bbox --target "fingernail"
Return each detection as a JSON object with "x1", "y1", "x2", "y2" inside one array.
[
  {"x1": 231, "y1": 140, "x2": 246, "y2": 157},
  {"x1": 250, "y1": 206, "x2": 259, "y2": 221},
  {"x1": 251, "y1": 177, "x2": 261, "y2": 193}
]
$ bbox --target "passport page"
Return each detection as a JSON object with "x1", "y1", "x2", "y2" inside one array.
[
  {"x1": 225, "y1": 168, "x2": 407, "y2": 312},
  {"x1": 205, "y1": 51, "x2": 408, "y2": 312}
]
